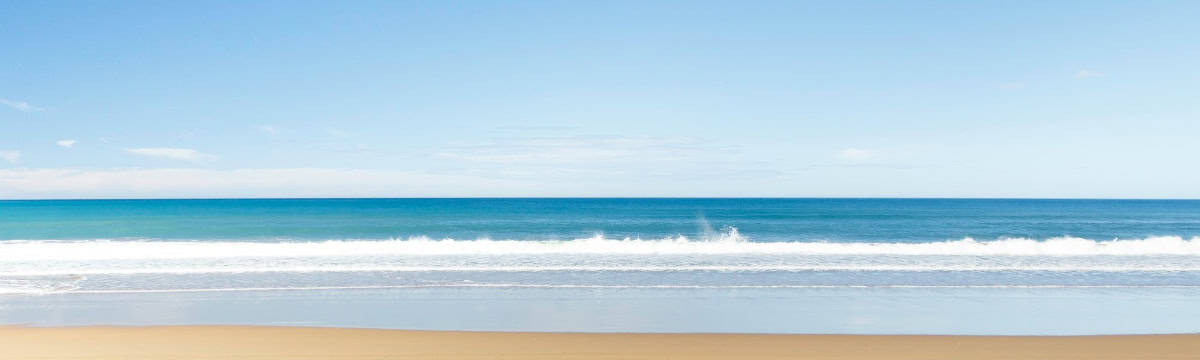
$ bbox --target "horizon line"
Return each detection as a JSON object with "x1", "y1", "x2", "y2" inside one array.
[{"x1": 3, "y1": 196, "x2": 1200, "y2": 201}]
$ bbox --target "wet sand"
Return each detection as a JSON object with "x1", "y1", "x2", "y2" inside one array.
[{"x1": 1, "y1": 326, "x2": 1197, "y2": 359}]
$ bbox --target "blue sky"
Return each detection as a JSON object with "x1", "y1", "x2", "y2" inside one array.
[{"x1": 2, "y1": 1, "x2": 1198, "y2": 198}]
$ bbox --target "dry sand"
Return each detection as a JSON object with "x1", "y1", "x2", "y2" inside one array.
[{"x1": 1, "y1": 326, "x2": 1197, "y2": 359}]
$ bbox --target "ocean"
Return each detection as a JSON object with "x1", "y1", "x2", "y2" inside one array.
[{"x1": 2, "y1": 198, "x2": 1199, "y2": 334}]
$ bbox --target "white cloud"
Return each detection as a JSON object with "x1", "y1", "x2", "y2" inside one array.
[
  {"x1": 0, "y1": 166, "x2": 1191, "y2": 199},
  {"x1": 838, "y1": 148, "x2": 876, "y2": 163},
  {"x1": 0, "y1": 151, "x2": 20, "y2": 163},
  {"x1": 56, "y1": 140, "x2": 77, "y2": 148},
  {"x1": 1075, "y1": 70, "x2": 1104, "y2": 79},
  {"x1": 126, "y1": 148, "x2": 217, "y2": 162},
  {"x1": 258, "y1": 125, "x2": 278, "y2": 135},
  {"x1": 0, "y1": 99, "x2": 42, "y2": 112},
  {"x1": 0, "y1": 167, "x2": 793, "y2": 199},
  {"x1": 0, "y1": 151, "x2": 19, "y2": 163},
  {"x1": 0, "y1": 168, "x2": 537, "y2": 199}
]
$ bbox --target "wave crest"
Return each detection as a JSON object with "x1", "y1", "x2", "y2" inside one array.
[{"x1": 3, "y1": 231, "x2": 1200, "y2": 261}]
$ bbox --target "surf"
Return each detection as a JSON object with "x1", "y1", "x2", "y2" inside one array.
[{"x1": 4, "y1": 231, "x2": 1200, "y2": 261}]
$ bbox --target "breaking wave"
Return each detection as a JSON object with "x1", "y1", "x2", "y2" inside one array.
[{"x1": 4, "y1": 230, "x2": 1200, "y2": 261}]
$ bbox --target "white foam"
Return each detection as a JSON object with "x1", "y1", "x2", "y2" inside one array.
[
  {"x1": 6, "y1": 284, "x2": 1200, "y2": 296},
  {"x1": 3, "y1": 231, "x2": 1200, "y2": 261},
  {"x1": 0, "y1": 277, "x2": 82, "y2": 295},
  {"x1": 5, "y1": 264, "x2": 1200, "y2": 277}
]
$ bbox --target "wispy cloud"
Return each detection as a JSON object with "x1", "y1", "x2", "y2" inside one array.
[
  {"x1": 436, "y1": 135, "x2": 712, "y2": 164},
  {"x1": 326, "y1": 128, "x2": 350, "y2": 138},
  {"x1": 837, "y1": 148, "x2": 877, "y2": 163},
  {"x1": 0, "y1": 151, "x2": 20, "y2": 163},
  {"x1": 1075, "y1": 70, "x2": 1104, "y2": 79},
  {"x1": 0, "y1": 99, "x2": 42, "y2": 112},
  {"x1": 125, "y1": 148, "x2": 217, "y2": 162},
  {"x1": 56, "y1": 139, "x2": 77, "y2": 148},
  {"x1": 258, "y1": 125, "x2": 278, "y2": 135},
  {"x1": 0, "y1": 168, "x2": 532, "y2": 199},
  {"x1": 493, "y1": 125, "x2": 579, "y2": 132}
]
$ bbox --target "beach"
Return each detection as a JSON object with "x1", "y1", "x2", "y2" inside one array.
[
  {"x1": 7, "y1": 0, "x2": 1197, "y2": 357},
  {"x1": 1, "y1": 326, "x2": 1197, "y2": 359}
]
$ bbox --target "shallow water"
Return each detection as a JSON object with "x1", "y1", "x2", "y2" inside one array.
[{"x1": 3, "y1": 287, "x2": 1198, "y2": 335}]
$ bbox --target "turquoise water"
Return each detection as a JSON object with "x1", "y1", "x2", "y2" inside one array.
[
  {"x1": 4, "y1": 198, "x2": 1200, "y2": 241},
  {"x1": 2, "y1": 198, "x2": 1200, "y2": 334}
]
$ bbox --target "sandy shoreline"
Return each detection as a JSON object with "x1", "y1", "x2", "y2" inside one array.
[{"x1": 1, "y1": 326, "x2": 1198, "y2": 359}]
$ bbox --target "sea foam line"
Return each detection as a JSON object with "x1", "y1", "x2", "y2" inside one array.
[
  {"x1": 4, "y1": 232, "x2": 1200, "y2": 261},
  {"x1": 6, "y1": 284, "x2": 1200, "y2": 296},
  {"x1": 5, "y1": 264, "x2": 1200, "y2": 277}
]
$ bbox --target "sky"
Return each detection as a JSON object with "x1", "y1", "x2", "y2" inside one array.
[{"x1": 2, "y1": 1, "x2": 1199, "y2": 198}]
